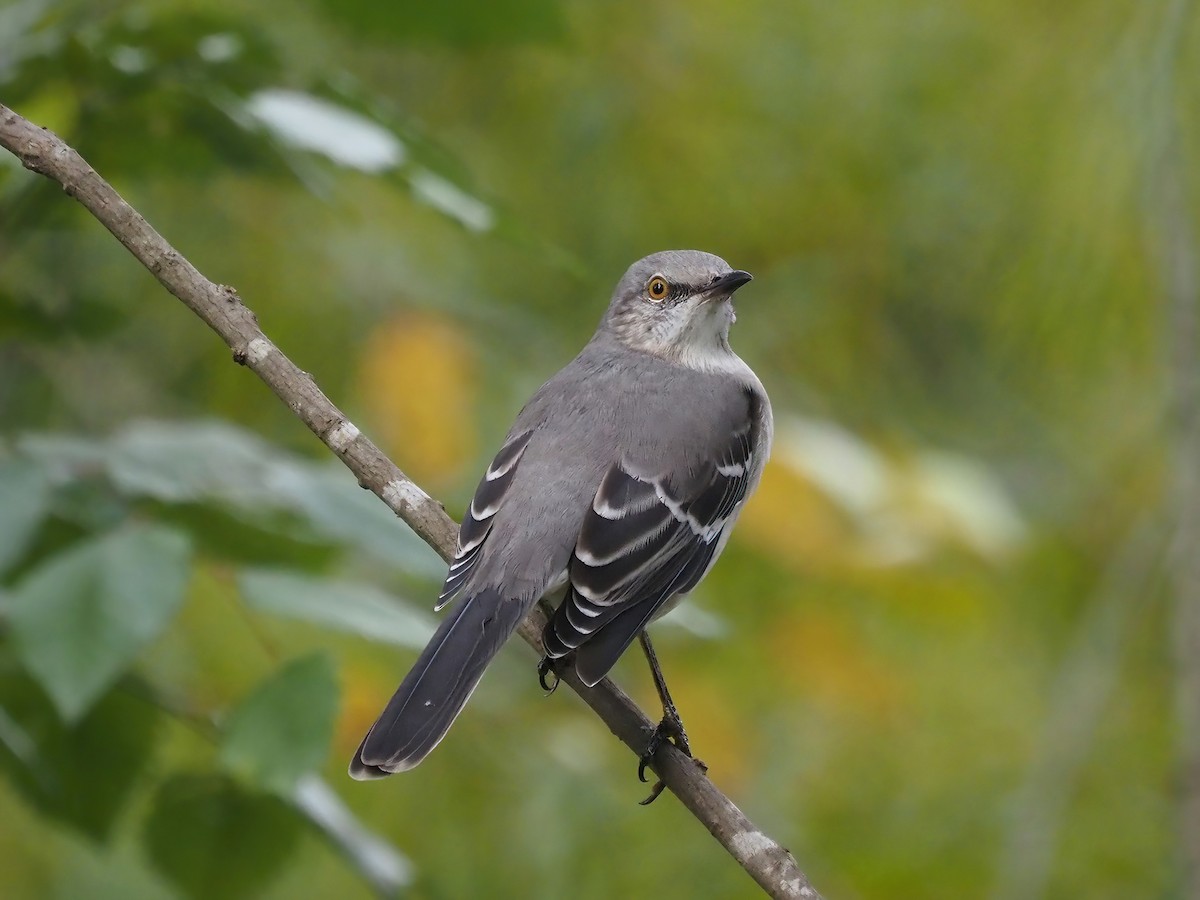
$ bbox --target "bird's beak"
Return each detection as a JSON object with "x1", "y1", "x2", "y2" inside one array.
[{"x1": 701, "y1": 270, "x2": 753, "y2": 300}]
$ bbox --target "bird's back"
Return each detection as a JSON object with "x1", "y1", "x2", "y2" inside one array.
[{"x1": 465, "y1": 333, "x2": 768, "y2": 602}]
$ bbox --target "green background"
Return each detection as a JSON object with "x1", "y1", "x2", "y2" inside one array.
[{"x1": 1, "y1": 0, "x2": 1197, "y2": 897}]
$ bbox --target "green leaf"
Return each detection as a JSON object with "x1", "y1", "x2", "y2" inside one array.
[
  {"x1": 0, "y1": 673, "x2": 160, "y2": 842},
  {"x1": 25, "y1": 421, "x2": 443, "y2": 578},
  {"x1": 0, "y1": 457, "x2": 52, "y2": 575},
  {"x1": 14, "y1": 433, "x2": 109, "y2": 482},
  {"x1": 143, "y1": 773, "x2": 303, "y2": 900},
  {"x1": 104, "y1": 419, "x2": 278, "y2": 504},
  {"x1": 219, "y1": 654, "x2": 338, "y2": 795},
  {"x1": 6, "y1": 525, "x2": 192, "y2": 722},
  {"x1": 273, "y1": 461, "x2": 444, "y2": 576},
  {"x1": 238, "y1": 568, "x2": 434, "y2": 648},
  {"x1": 156, "y1": 503, "x2": 341, "y2": 570}
]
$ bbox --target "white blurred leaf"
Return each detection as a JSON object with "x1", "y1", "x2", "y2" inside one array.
[
  {"x1": 292, "y1": 775, "x2": 413, "y2": 894},
  {"x1": 408, "y1": 168, "x2": 494, "y2": 232},
  {"x1": 776, "y1": 414, "x2": 1026, "y2": 563},
  {"x1": 239, "y1": 568, "x2": 435, "y2": 648},
  {"x1": 245, "y1": 89, "x2": 405, "y2": 173}
]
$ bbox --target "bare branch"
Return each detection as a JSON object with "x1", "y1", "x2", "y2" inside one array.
[{"x1": 0, "y1": 103, "x2": 822, "y2": 900}]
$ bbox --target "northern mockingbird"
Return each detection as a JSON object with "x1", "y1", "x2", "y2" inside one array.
[{"x1": 351, "y1": 250, "x2": 773, "y2": 797}]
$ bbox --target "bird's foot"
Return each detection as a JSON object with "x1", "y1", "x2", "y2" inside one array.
[
  {"x1": 637, "y1": 709, "x2": 706, "y2": 805},
  {"x1": 537, "y1": 656, "x2": 560, "y2": 694}
]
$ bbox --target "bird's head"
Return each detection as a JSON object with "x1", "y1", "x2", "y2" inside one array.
[{"x1": 600, "y1": 250, "x2": 753, "y2": 366}]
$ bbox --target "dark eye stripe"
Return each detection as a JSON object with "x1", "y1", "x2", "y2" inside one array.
[{"x1": 643, "y1": 275, "x2": 714, "y2": 303}]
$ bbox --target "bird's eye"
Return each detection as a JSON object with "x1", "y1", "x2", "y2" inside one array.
[{"x1": 646, "y1": 275, "x2": 669, "y2": 302}]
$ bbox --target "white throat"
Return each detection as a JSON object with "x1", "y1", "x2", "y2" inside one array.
[
  {"x1": 656, "y1": 299, "x2": 745, "y2": 374},
  {"x1": 674, "y1": 338, "x2": 757, "y2": 376}
]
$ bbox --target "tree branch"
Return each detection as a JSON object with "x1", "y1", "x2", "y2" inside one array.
[{"x1": 0, "y1": 103, "x2": 822, "y2": 900}]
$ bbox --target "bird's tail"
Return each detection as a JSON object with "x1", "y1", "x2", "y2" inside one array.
[{"x1": 349, "y1": 587, "x2": 522, "y2": 779}]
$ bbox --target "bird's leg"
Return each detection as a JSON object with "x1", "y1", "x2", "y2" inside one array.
[
  {"x1": 535, "y1": 595, "x2": 562, "y2": 693},
  {"x1": 636, "y1": 630, "x2": 707, "y2": 805},
  {"x1": 640, "y1": 630, "x2": 691, "y2": 754}
]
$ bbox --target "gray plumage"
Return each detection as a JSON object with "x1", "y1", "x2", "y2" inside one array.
[{"x1": 351, "y1": 250, "x2": 773, "y2": 779}]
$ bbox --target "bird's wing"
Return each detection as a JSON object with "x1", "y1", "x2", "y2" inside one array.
[
  {"x1": 543, "y1": 398, "x2": 759, "y2": 684},
  {"x1": 436, "y1": 428, "x2": 533, "y2": 610}
]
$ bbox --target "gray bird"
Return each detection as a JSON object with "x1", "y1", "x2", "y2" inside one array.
[{"x1": 350, "y1": 250, "x2": 773, "y2": 787}]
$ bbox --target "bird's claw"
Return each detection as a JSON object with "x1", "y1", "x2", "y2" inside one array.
[
  {"x1": 637, "y1": 712, "x2": 704, "y2": 805},
  {"x1": 637, "y1": 727, "x2": 665, "y2": 784},
  {"x1": 537, "y1": 656, "x2": 560, "y2": 693}
]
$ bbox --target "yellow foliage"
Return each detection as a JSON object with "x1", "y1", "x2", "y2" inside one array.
[
  {"x1": 680, "y1": 675, "x2": 752, "y2": 793},
  {"x1": 737, "y1": 459, "x2": 859, "y2": 572},
  {"x1": 357, "y1": 313, "x2": 477, "y2": 488},
  {"x1": 334, "y1": 661, "x2": 393, "y2": 757},
  {"x1": 768, "y1": 611, "x2": 905, "y2": 723}
]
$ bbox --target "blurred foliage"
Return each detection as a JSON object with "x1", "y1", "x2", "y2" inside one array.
[{"x1": 0, "y1": 0, "x2": 1197, "y2": 898}]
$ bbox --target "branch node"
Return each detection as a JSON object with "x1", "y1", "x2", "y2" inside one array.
[
  {"x1": 327, "y1": 420, "x2": 360, "y2": 453},
  {"x1": 381, "y1": 478, "x2": 432, "y2": 515}
]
